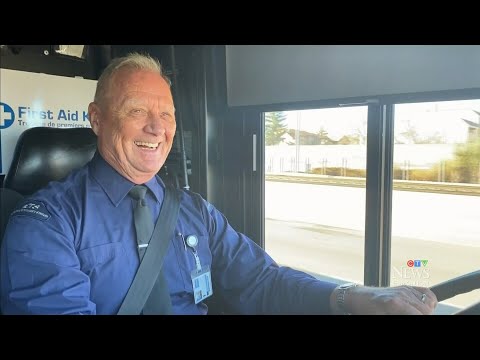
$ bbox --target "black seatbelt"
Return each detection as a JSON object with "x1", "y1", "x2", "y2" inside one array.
[{"x1": 117, "y1": 185, "x2": 180, "y2": 315}]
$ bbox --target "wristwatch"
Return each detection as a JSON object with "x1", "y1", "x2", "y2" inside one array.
[{"x1": 336, "y1": 282, "x2": 358, "y2": 314}]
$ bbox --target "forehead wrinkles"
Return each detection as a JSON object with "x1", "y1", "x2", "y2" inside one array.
[
  {"x1": 107, "y1": 68, "x2": 173, "y2": 106},
  {"x1": 117, "y1": 91, "x2": 175, "y2": 112}
]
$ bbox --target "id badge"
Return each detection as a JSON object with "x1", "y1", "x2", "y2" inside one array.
[{"x1": 191, "y1": 265, "x2": 213, "y2": 304}]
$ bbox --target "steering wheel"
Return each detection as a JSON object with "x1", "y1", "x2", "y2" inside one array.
[{"x1": 430, "y1": 270, "x2": 480, "y2": 314}]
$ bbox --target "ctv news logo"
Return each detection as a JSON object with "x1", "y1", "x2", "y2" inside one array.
[{"x1": 392, "y1": 259, "x2": 430, "y2": 287}]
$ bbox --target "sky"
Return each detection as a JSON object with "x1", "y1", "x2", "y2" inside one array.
[{"x1": 282, "y1": 99, "x2": 480, "y2": 143}]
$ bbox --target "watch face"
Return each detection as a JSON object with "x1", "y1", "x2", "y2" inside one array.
[{"x1": 339, "y1": 282, "x2": 357, "y2": 290}]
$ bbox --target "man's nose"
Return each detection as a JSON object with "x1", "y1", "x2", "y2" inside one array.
[{"x1": 145, "y1": 114, "x2": 166, "y2": 135}]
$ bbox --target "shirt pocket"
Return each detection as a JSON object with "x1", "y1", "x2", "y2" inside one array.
[
  {"x1": 77, "y1": 242, "x2": 125, "y2": 274},
  {"x1": 173, "y1": 235, "x2": 212, "y2": 292}
]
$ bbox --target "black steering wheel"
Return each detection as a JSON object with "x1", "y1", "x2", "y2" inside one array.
[{"x1": 430, "y1": 270, "x2": 480, "y2": 314}]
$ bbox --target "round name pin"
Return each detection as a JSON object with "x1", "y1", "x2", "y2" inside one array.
[{"x1": 186, "y1": 235, "x2": 198, "y2": 248}]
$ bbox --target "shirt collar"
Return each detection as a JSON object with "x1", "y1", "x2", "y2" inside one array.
[{"x1": 89, "y1": 151, "x2": 165, "y2": 207}]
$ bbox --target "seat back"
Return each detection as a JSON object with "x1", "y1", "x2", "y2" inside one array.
[
  {"x1": 3, "y1": 126, "x2": 184, "y2": 194},
  {"x1": 3, "y1": 127, "x2": 97, "y2": 196},
  {"x1": 0, "y1": 127, "x2": 96, "y2": 313}
]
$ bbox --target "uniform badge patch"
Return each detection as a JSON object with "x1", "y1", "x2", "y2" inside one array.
[{"x1": 11, "y1": 200, "x2": 51, "y2": 221}]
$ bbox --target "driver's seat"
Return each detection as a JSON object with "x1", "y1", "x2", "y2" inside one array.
[
  {"x1": 0, "y1": 126, "x2": 98, "y2": 314},
  {"x1": 3, "y1": 127, "x2": 97, "y2": 196},
  {"x1": 1, "y1": 126, "x2": 98, "y2": 238}
]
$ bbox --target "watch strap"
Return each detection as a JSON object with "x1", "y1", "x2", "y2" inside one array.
[{"x1": 336, "y1": 283, "x2": 358, "y2": 315}]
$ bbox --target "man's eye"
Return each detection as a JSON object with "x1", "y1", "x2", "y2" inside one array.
[{"x1": 130, "y1": 109, "x2": 145, "y2": 115}]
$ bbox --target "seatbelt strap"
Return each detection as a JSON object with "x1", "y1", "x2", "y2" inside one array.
[{"x1": 117, "y1": 185, "x2": 180, "y2": 315}]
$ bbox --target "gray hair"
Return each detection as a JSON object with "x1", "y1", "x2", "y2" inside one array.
[{"x1": 94, "y1": 52, "x2": 171, "y2": 105}]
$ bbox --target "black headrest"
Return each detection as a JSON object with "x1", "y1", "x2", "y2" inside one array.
[{"x1": 3, "y1": 127, "x2": 97, "y2": 196}]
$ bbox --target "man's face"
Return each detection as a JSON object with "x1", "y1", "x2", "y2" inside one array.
[{"x1": 89, "y1": 68, "x2": 176, "y2": 184}]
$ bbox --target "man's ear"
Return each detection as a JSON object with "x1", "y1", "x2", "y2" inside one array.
[{"x1": 88, "y1": 102, "x2": 101, "y2": 135}]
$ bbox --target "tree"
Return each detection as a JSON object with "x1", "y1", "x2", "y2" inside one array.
[
  {"x1": 451, "y1": 137, "x2": 480, "y2": 183},
  {"x1": 265, "y1": 112, "x2": 287, "y2": 145},
  {"x1": 450, "y1": 110, "x2": 480, "y2": 183},
  {"x1": 353, "y1": 120, "x2": 367, "y2": 145},
  {"x1": 397, "y1": 119, "x2": 419, "y2": 144},
  {"x1": 418, "y1": 132, "x2": 446, "y2": 144},
  {"x1": 317, "y1": 127, "x2": 334, "y2": 144}
]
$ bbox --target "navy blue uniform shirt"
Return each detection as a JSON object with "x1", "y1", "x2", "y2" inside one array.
[{"x1": 1, "y1": 152, "x2": 337, "y2": 314}]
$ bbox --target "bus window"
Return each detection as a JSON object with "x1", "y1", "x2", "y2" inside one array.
[
  {"x1": 265, "y1": 106, "x2": 367, "y2": 285},
  {"x1": 391, "y1": 99, "x2": 480, "y2": 310}
]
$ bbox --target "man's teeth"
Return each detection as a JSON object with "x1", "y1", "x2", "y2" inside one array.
[{"x1": 135, "y1": 141, "x2": 158, "y2": 148}]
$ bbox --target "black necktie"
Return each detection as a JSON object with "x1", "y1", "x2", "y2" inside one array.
[
  {"x1": 129, "y1": 185, "x2": 173, "y2": 314},
  {"x1": 129, "y1": 185, "x2": 153, "y2": 260}
]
